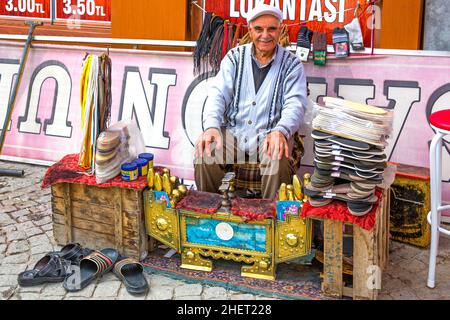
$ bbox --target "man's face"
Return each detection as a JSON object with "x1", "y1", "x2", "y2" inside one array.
[{"x1": 249, "y1": 15, "x2": 281, "y2": 55}]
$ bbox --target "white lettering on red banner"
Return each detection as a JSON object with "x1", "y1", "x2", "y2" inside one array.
[
  {"x1": 55, "y1": 0, "x2": 110, "y2": 23},
  {"x1": 0, "y1": 0, "x2": 51, "y2": 20}
]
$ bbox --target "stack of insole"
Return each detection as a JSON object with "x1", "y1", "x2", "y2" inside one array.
[
  {"x1": 95, "y1": 123, "x2": 131, "y2": 184},
  {"x1": 305, "y1": 97, "x2": 393, "y2": 216}
]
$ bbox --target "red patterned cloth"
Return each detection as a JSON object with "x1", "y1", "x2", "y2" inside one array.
[
  {"x1": 300, "y1": 188, "x2": 383, "y2": 231},
  {"x1": 176, "y1": 190, "x2": 223, "y2": 214},
  {"x1": 41, "y1": 154, "x2": 149, "y2": 190},
  {"x1": 231, "y1": 197, "x2": 277, "y2": 221}
]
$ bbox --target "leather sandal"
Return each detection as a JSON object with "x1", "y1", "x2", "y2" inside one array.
[
  {"x1": 113, "y1": 257, "x2": 149, "y2": 295},
  {"x1": 63, "y1": 248, "x2": 119, "y2": 292},
  {"x1": 18, "y1": 254, "x2": 71, "y2": 287},
  {"x1": 52, "y1": 243, "x2": 93, "y2": 265}
]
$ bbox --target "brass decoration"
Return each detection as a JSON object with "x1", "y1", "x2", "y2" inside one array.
[
  {"x1": 145, "y1": 188, "x2": 312, "y2": 281},
  {"x1": 180, "y1": 247, "x2": 213, "y2": 272},
  {"x1": 144, "y1": 190, "x2": 179, "y2": 251},
  {"x1": 170, "y1": 176, "x2": 180, "y2": 188},
  {"x1": 275, "y1": 214, "x2": 312, "y2": 263},
  {"x1": 286, "y1": 233, "x2": 298, "y2": 247},
  {"x1": 177, "y1": 184, "x2": 188, "y2": 196},
  {"x1": 156, "y1": 217, "x2": 169, "y2": 231}
]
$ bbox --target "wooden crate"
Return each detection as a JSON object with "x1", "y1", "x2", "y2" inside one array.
[
  {"x1": 51, "y1": 183, "x2": 148, "y2": 260},
  {"x1": 320, "y1": 188, "x2": 390, "y2": 300},
  {"x1": 389, "y1": 163, "x2": 430, "y2": 248}
]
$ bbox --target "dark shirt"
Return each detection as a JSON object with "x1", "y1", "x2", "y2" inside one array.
[{"x1": 251, "y1": 58, "x2": 273, "y2": 94}]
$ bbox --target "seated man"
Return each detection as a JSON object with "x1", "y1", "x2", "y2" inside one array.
[{"x1": 194, "y1": 4, "x2": 308, "y2": 199}]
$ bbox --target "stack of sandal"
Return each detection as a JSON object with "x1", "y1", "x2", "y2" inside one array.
[
  {"x1": 95, "y1": 122, "x2": 132, "y2": 184},
  {"x1": 305, "y1": 97, "x2": 393, "y2": 216},
  {"x1": 18, "y1": 243, "x2": 149, "y2": 296}
]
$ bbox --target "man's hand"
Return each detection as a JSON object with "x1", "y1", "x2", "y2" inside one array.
[
  {"x1": 195, "y1": 128, "x2": 223, "y2": 158},
  {"x1": 263, "y1": 131, "x2": 289, "y2": 160}
]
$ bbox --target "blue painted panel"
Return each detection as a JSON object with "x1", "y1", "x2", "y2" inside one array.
[{"x1": 186, "y1": 218, "x2": 267, "y2": 252}]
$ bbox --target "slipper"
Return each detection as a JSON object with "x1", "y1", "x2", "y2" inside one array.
[
  {"x1": 113, "y1": 257, "x2": 149, "y2": 295},
  {"x1": 18, "y1": 254, "x2": 70, "y2": 287},
  {"x1": 52, "y1": 243, "x2": 93, "y2": 265},
  {"x1": 63, "y1": 248, "x2": 119, "y2": 292}
]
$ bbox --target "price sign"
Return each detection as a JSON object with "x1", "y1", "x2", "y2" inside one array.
[
  {"x1": 55, "y1": 0, "x2": 110, "y2": 23},
  {"x1": 0, "y1": 0, "x2": 52, "y2": 20}
]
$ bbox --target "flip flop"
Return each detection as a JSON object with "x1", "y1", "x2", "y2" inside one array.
[
  {"x1": 18, "y1": 254, "x2": 70, "y2": 287},
  {"x1": 113, "y1": 257, "x2": 149, "y2": 295},
  {"x1": 63, "y1": 248, "x2": 119, "y2": 292},
  {"x1": 52, "y1": 243, "x2": 93, "y2": 265}
]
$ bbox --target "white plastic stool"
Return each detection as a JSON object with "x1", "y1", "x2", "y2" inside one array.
[{"x1": 427, "y1": 109, "x2": 450, "y2": 288}]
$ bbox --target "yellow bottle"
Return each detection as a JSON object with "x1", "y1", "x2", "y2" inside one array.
[
  {"x1": 163, "y1": 173, "x2": 172, "y2": 196},
  {"x1": 292, "y1": 175, "x2": 303, "y2": 201},
  {"x1": 286, "y1": 185, "x2": 295, "y2": 201},
  {"x1": 154, "y1": 173, "x2": 163, "y2": 191},
  {"x1": 147, "y1": 167, "x2": 155, "y2": 189},
  {"x1": 278, "y1": 183, "x2": 287, "y2": 201}
]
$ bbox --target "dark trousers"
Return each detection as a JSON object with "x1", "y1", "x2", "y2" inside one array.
[{"x1": 194, "y1": 129, "x2": 294, "y2": 199}]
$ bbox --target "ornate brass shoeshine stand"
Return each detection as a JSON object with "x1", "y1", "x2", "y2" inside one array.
[{"x1": 144, "y1": 169, "x2": 312, "y2": 280}]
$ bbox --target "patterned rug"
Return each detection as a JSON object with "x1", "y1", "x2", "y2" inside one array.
[{"x1": 142, "y1": 249, "x2": 335, "y2": 300}]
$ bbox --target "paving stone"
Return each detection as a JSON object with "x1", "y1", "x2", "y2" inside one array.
[
  {"x1": 0, "y1": 206, "x2": 17, "y2": 214},
  {"x1": 0, "y1": 214, "x2": 15, "y2": 226},
  {"x1": 2, "y1": 253, "x2": 29, "y2": 264},
  {"x1": 388, "y1": 288, "x2": 419, "y2": 300},
  {"x1": 175, "y1": 295, "x2": 202, "y2": 300},
  {"x1": 117, "y1": 287, "x2": 145, "y2": 300},
  {"x1": 0, "y1": 286, "x2": 16, "y2": 300},
  {"x1": 64, "y1": 297, "x2": 94, "y2": 300},
  {"x1": 0, "y1": 236, "x2": 6, "y2": 244},
  {"x1": 15, "y1": 221, "x2": 36, "y2": 231},
  {"x1": 93, "y1": 280, "x2": 121, "y2": 298},
  {"x1": 15, "y1": 201, "x2": 37, "y2": 211},
  {"x1": 0, "y1": 264, "x2": 27, "y2": 275},
  {"x1": 41, "y1": 224, "x2": 53, "y2": 232},
  {"x1": 30, "y1": 243, "x2": 53, "y2": 256},
  {"x1": 0, "y1": 244, "x2": 6, "y2": 254},
  {"x1": 6, "y1": 241, "x2": 29, "y2": 255},
  {"x1": 39, "y1": 296, "x2": 64, "y2": 300},
  {"x1": 10, "y1": 209, "x2": 31, "y2": 220},
  {"x1": 41, "y1": 283, "x2": 67, "y2": 296},
  {"x1": 33, "y1": 216, "x2": 52, "y2": 227},
  {"x1": 150, "y1": 274, "x2": 185, "y2": 287},
  {"x1": 24, "y1": 227, "x2": 43, "y2": 238},
  {"x1": 16, "y1": 216, "x2": 31, "y2": 223},
  {"x1": 230, "y1": 294, "x2": 256, "y2": 300},
  {"x1": 174, "y1": 284, "x2": 203, "y2": 298},
  {"x1": 64, "y1": 282, "x2": 97, "y2": 298},
  {"x1": 16, "y1": 293, "x2": 40, "y2": 300},
  {"x1": 146, "y1": 286, "x2": 173, "y2": 300},
  {"x1": 0, "y1": 275, "x2": 18, "y2": 287},
  {"x1": 28, "y1": 234, "x2": 49, "y2": 247},
  {"x1": 18, "y1": 285, "x2": 43, "y2": 294},
  {"x1": 202, "y1": 287, "x2": 228, "y2": 300},
  {"x1": 7, "y1": 231, "x2": 27, "y2": 242}
]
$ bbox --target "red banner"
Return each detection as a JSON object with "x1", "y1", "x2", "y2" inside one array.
[
  {"x1": 0, "y1": 0, "x2": 52, "y2": 20},
  {"x1": 205, "y1": 0, "x2": 374, "y2": 46},
  {"x1": 55, "y1": 0, "x2": 110, "y2": 23}
]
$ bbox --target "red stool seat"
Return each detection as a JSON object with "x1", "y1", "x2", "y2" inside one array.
[{"x1": 430, "y1": 109, "x2": 450, "y2": 131}]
